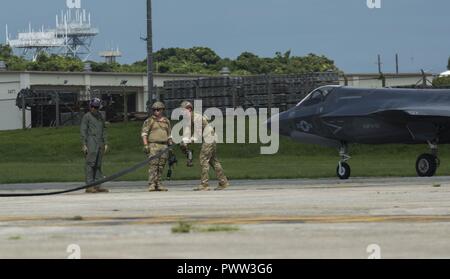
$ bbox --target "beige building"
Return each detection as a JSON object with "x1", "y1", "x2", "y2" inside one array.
[
  {"x1": 0, "y1": 71, "x2": 202, "y2": 131},
  {"x1": 341, "y1": 73, "x2": 434, "y2": 88}
]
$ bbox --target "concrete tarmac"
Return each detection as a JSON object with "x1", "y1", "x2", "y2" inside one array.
[{"x1": 0, "y1": 177, "x2": 450, "y2": 259}]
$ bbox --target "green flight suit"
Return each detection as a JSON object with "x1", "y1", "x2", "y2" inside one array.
[{"x1": 80, "y1": 111, "x2": 107, "y2": 185}]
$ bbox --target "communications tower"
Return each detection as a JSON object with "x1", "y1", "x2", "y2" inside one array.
[
  {"x1": 55, "y1": 3, "x2": 99, "y2": 61},
  {"x1": 6, "y1": 0, "x2": 99, "y2": 61},
  {"x1": 6, "y1": 24, "x2": 66, "y2": 62}
]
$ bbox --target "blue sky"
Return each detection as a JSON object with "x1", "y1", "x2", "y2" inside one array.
[{"x1": 1, "y1": 0, "x2": 449, "y2": 73}]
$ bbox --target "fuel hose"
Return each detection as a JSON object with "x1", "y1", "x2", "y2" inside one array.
[{"x1": 0, "y1": 145, "x2": 175, "y2": 197}]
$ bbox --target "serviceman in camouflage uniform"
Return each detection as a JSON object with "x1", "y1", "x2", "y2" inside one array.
[
  {"x1": 142, "y1": 101, "x2": 173, "y2": 192},
  {"x1": 81, "y1": 98, "x2": 109, "y2": 194},
  {"x1": 180, "y1": 101, "x2": 230, "y2": 191}
]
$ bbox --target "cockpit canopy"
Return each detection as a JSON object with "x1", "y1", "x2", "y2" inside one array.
[{"x1": 296, "y1": 85, "x2": 340, "y2": 107}]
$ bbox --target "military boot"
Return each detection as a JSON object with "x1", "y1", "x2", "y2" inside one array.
[
  {"x1": 148, "y1": 184, "x2": 158, "y2": 192},
  {"x1": 94, "y1": 186, "x2": 109, "y2": 193},
  {"x1": 156, "y1": 184, "x2": 169, "y2": 192},
  {"x1": 149, "y1": 185, "x2": 168, "y2": 192},
  {"x1": 193, "y1": 185, "x2": 210, "y2": 191},
  {"x1": 85, "y1": 187, "x2": 98, "y2": 193},
  {"x1": 214, "y1": 182, "x2": 230, "y2": 191}
]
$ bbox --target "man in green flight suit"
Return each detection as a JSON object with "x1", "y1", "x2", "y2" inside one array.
[{"x1": 81, "y1": 98, "x2": 109, "y2": 194}]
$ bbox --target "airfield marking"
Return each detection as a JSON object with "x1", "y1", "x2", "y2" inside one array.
[{"x1": 1, "y1": 215, "x2": 450, "y2": 226}]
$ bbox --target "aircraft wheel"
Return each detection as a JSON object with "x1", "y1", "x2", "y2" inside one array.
[
  {"x1": 416, "y1": 154, "x2": 438, "y2": 177},
  {"x1": 337, "y1": 162, "x2": 351, "y2": 180}
]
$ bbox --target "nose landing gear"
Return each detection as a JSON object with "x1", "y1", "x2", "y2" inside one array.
[{"x1": 337, "y1": 143, "x2": 351, "y2": 180}]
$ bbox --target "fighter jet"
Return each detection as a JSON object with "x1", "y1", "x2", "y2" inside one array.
[{"x1": 271, "y1": 85, "x2": 450, "y2": 179}]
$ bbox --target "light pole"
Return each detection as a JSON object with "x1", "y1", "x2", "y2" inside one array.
[
  {"x1": 121, "y1": 80, "x2": 129, "y2": 122},
  {"x1": 147, "y1": 0, "x2": 154, "y2": 113}
]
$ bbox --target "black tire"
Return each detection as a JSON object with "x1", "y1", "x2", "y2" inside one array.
[
  {"x1": 416, "y1": 154, "x2": 438, "y2": 177},
  {"x1": 337, "y1": 162, "x2": 351, "y2": 180}
]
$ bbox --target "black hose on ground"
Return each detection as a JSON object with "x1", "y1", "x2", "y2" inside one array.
[{"x1": 0, "y1": 145, "x2": 176, "y2": 198}]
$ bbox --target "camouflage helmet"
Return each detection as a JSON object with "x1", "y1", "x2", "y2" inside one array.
[
  {"x1": 180, "y1": 101, "x2": 193, "y2": 110},
  {"x1": 152, "y1": 101, "x2": 166, "y2": 110},
  {"x1": 89, "y1": 98, "x2": 102, "y2": 109}
]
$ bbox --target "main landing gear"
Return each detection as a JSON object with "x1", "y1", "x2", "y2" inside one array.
[
  {"x1": 416, "y1": 141, "x2": 440, "y2": 177},
  {"x1": 337, "y1": 142, "x2": 351, "y2": 180}
]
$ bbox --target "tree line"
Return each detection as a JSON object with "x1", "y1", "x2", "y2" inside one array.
[{"x1": 0, "y1": 44, "x2": 339, "y2": 75}]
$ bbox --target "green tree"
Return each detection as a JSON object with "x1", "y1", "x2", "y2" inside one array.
[
  {"x1": 275, "y1": 50, "x2": 291, "y2": 64},
  {"x1": 433, "y1": 76, "x2": 450, "y2": 88},
  {"x1": 0, "y1": 44, "x2": 29, "y2": 70},
  {"x1": 90, "y1": 61, "x2": 115, "y2": 72},
  {"x1": 191, "y1": 47, "x2": 220, "y2": 65},
  {"x1": 0, "y1": 44, "x2": 13, "y2": 59},
  {"x1": 5, "y1": 56, "x2": 28, "y2": 71},
  {"x1": 234, "y1": 52, "x2": 263, "y2": 74},
  {"x1": 26, "y1": 54, "x2": 83, "y2": 72}
]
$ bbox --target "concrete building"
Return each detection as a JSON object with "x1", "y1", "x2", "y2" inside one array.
[
  {"x1": 440, "y1": 70, "x2": 450, "y2": 77},
  {"x1": 0, "y1": 70, "x2": 434, "y2": 131},
  {"x1": 0, "y1": 71, "x2": 202, "y2": 130},
  {"x1": 340, "y1": 73, "x2": 434, "y2": 88}
]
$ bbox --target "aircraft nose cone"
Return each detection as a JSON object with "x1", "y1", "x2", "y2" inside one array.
[
  {"x1": 278, "y1": 111, "x2": 291, "y2": 136},
  {"x1": 265, "y1": 112, "x2": 283, "y2": 129},
  {"x1": 265, "y1": 111, "x2": 290, "y2": 136},
  {"x1": 278, "y1": 111, "x2": 289, "y2": 122}
]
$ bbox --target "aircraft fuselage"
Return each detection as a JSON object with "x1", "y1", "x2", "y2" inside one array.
[{"x1": 277, "y1": 86, "x2": 450, "y2": 146}]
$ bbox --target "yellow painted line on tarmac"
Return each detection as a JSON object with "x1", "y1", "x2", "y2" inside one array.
[
  {"x1": 1, "y1": 215, "x2": 450, "y2": 226},
  {"x1": 191, "y1": 215, "x2": 450, "y2": 225}
]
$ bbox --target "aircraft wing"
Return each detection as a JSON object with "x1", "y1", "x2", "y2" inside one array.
[
  {"x1": 372, "y1": 108, "x2": 450, "y2": 141},
  {"x1": 322, "y1": 107, "x2": 450, "y2": 142},
  {"x1": 372, "y1": 107, "x2": 450, "y2": 121},
  {"x1": 323, "y1": 106, "x2": 450, "y2": 121}
]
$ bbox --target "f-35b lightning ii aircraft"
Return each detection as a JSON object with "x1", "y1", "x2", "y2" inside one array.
[{"x1": 271, "y1": 85, "x2": 450, "y2": 179}]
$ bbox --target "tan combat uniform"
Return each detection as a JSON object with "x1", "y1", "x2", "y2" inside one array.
[
  {"x1": 184, "y1": 112, "x2": 229, "y2": 190},
  {"x1": 141, "y1": 115, "x2": 172, "y2": 190}
]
